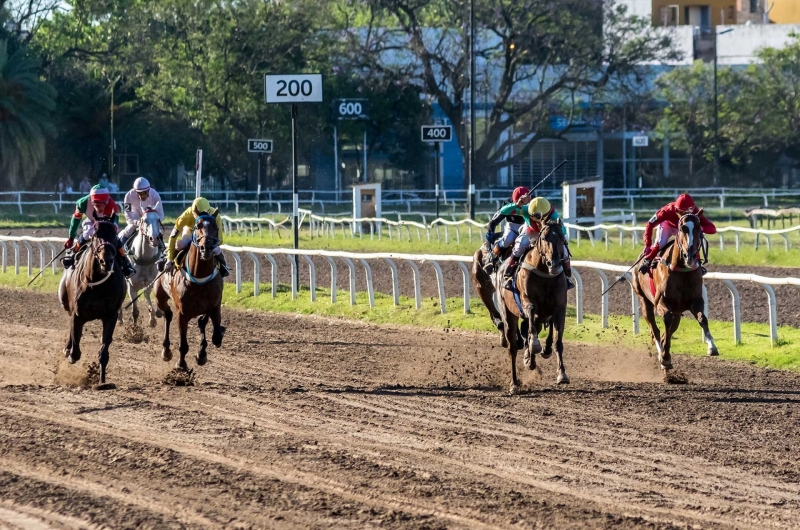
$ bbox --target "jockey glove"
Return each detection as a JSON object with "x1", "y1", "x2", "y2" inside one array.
[
  {"x1": 64, "y1": 238, "x2": 74, "y2": 249},
  {"x1": 485, "y1": 231, "x2": 494, "y2": 242}
]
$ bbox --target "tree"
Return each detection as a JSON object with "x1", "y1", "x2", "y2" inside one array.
[
  {"x1": 0, "y1": 38, "x2": 56, "y2": 188},
  {"x1": 345, "y1": 0, "x2": 679, "y2": 185}
]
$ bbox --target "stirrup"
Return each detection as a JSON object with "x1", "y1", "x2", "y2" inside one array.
[
  {"x1": 566, "y1": 277, "x2": 575, "y2": 290},
  {"x1": 700, "y1": 266, "x2": 707, "y2": 276}
]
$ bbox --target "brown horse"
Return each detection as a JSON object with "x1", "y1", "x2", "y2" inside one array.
[
  {"x1": 632, "y1": 211, "x2": 717, "y2": 372},
  {"x1": 155, "y1": 212, "x2": 225, "y2": 369},
  {"x1": 58, "y1": 220, "x2": 127, "y2": 386},
  {"x1": 496, "y1": 219, "x2": 569, "y2": 394}
]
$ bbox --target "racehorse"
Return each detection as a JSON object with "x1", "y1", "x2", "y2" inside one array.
[
  {"x1": 495, "y1": 218, "x2": 569, "y2": 394},
  {"x1": 121, "y1": 207, "x2": 164, "y2": 327},
  {"x1": 154, "y1": 211, "x2": 225, "y2": 369},
  {"x1": 632, "y1": 211, "x2": 717, "y2": 371},
  {"x1": 58, "y1": 220, "x2": 127, "y2": 386}
]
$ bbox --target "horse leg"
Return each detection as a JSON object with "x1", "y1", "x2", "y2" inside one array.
[
  {"x1": 209, "y1": 305, "x2": 225, "y2": 348},
  {"x1": 516, "y1": 317, "x2": 527, "y2": 349},
  {"x1": 196, "y1": 315, "x2": 209, "y2": 366},
  {"x1": 155, "y1": 287, "x2": 173, "y2": 362},
  {"x1": 177, "y1": 313, "x2": 191, "y2": 370},
  {"x1": 66, "y1": 316, "x2": 85, "y2": 364},
  {"x1": 691, "y1": 298, "x2": 718, "y2": 356},
  {"x1": 542, "y1": 320, "x2": 554, "y2": 360},
  {"x1": 98, "y1": 315, "x2": 118, "y2": 384},
  {"x1": 553, "y1": 309, "x2": 569, "y2": 384},
  {"x1": 144, "y1": 287, "x2": 157, "y2": 328},
  {"x1": 504, "y1": 313, "x2": 521, "y2": 395},
  {"x1": 660, "y1": 312, "x2": 678, "y2": 370},
  {"x1": 473, "y1": 252, "x2": 504, "y2": 332},
  {"x1": 525, "y1": 303, "x2": 541, "y2": 358},
  {"x1": 129, "y1": 283, "x2": 140, "y2": 326},
  {"x1": 640, "y1": 296, "x2": 667, "y2": 369}
]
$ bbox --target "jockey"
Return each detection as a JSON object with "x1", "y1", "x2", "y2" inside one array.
[
  {"x1": 483, "y1": 186, "x2": 532, "y2": 272},
  {"x1": 62, "y1": 184, "x2": 136, "y2": 277},
  {"x1": 118, "y1": 177, "x2": 165, "y2": 252},
  {"x1": 639, "y1": 193, "x2": 716, "y2": 275},
  {"x1": 158, "y1": 197, "x2": 229, "y2": 277},
  {"x1": 503, "y1": 197, "x2": 574, "y2": 290}
]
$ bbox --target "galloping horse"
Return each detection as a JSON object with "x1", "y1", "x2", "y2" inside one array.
[
  {"x1": 471, "y1": 237, "x2": 506, "y2": 334},
  {"x1": 122, "y1": 206, "x2": 164, "y2": 327},
  {"x1": 632, "y1": 211, "x2": 717, "y2": 371},
  {"x1": 154, "y1": 211, "x2": 225, "y2": 369},
  {"x1": 496, "y1": 218, "x2": 569, "y2": 394},
  {"x1": 58, "y1": 220, "x2": 127, "y2": 386}
]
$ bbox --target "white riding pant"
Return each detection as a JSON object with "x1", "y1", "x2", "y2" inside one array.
[
  {"x1": 119, "y1": 221, "x2": 139, "y2": 240},
  {"x1": 498, "y1": 222, "x2": 523, "y2": 249},
  {"x1": 653, "y1": 221, "x2": 678, "y2": 249}
]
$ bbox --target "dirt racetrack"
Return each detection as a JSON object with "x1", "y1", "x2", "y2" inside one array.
[{"x1": 1, "y1": 288, "x2": 799, "y2": 529}]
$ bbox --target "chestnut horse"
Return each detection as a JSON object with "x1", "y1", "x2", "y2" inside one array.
[
  {"x1": 632, "y1": 211, "x2": 717, "y2": 372},
  {"x1": 471, "y1": 236, "x2": 507, "y2": 334},
  {"x1": 58, "y1": 220, "x2": 127, "y2": 386},
  {"x1": 495, "y1": 219, "x2": 569, "y2": 394},
  {"x1": 155, "y1": 212, "x2": 225, "y2": 369}
]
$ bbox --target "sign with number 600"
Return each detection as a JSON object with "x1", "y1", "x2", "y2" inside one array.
[
  {"x1": 421, "y1": 125, "x2": 453, "y2": 142},
  {"x1": 333, "y1": 99, "x2": 369, "y2": 120},
  {"x1": 248, "y1": 139, "x2": 273, "y2": 153}
]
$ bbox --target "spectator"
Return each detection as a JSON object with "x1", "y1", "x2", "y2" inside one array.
[
  {"x1": 65, "y1": 177, "x2": 74, "y2": 194},
  {"x1": 78, "y1": 176, "x2": 91, "y2": 194},
  {"x1": 55, "y1": 178, "x2": 65, "y2": 193},
  {"x1": 107, "y1": 179, "x2": 119, "y2": 193},
  {"x1": 99, "y1": 173, "x2": 109, "y2": 188}
]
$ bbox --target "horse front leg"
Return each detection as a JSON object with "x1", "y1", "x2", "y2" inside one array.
[
  {"x1": 660, "y1": 312, "x2": 680, "y2": 370},
  {"x1": 209, "y1": 305, "x2": 225, "y2": 348},
  {"x1": 553, "y1": 309, "x2": 569, "y2": 384},
  {"x1": 196, "y1": 315, "x2": 209, "y2": 366},
  {"x1": 98, "y1": 315, "x2": 118, "y2": 385},
  {"x1": 128, "y1": 282, "x2": 140, "y2": 326},
  {"x1": 691, "y1": 298, "x2": 718, "y2": 356},
  {"x1": 66, "y1": 316, "x2": 85, "y2": 364},
  {"x1": 524, "y1": 303, "x2": 541, "y2": 359},
  {"x1": 504, "y1": 312, "x2": 521, "y2": 395},
  {"x1": 177, "y1": 313, "x2": 191, "y2": 370},
  {"x1": 143, "y1": 286, "x2": 157, "y2": 328},
  {"x1": 640, "y1": 296, "x2": 668, "y2": 369},
  {"x1": 155, "y1": 283, "x2": 173, "y2": 362},
  {"x1": 541, "y1": 320, "x2": 554, "y2": 359}
]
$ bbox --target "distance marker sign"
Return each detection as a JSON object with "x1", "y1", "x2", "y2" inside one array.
[
  {"x1": 421, "y1": 125, "x2": 452, "y2": 142},
  {"x1": 248, "y1": 139, "x2": 273, "y2": 153},
  {"x1": 265, "y1": 74, "x2": 323, "y2": 103},
  {"x1": 333, "y1": 99, "x2": 369, "y2": 120}
]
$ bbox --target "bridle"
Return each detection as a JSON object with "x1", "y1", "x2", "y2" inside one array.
[
  {"x1": 138, "y1": 208, "x2": 164, "y2": 246},
  {"x1": 534, "y1": 221, "x2": 563, "y2": 274},
  {"x1": 90, "y1": 220, "x2": 117, "y2": 271},
  {"x1": 191, "y1": 214, "x2": 219, "y2": 258},
  {"x1": 677, "y1": 213, "x2": 701, "y2": 268}
]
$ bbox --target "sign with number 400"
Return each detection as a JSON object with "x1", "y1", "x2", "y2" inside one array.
[{"x1": 421, "y1": 125, "x2": 452, "y2": 142}]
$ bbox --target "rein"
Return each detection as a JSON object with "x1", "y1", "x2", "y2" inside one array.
[{"x1": 182, "y1": 214, "x2": 219, "y2": 285}]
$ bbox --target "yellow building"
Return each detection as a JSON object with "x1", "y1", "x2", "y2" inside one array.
[
  {"x1": 769, "y1": 0, "x2": 800, "y2": 24},
  {"x1": 652, "y1": 1, "x2": 738, "y2": 28}
]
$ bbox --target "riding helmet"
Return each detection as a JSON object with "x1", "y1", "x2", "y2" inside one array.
[
  {"x1": 528, "y1": 197, "x2": 552, "y2": 219},
  {"x1": 90, "y1": 184, "x2": 110, "y2": 203},
  {"x1": 675, "y1": 193, "x2": 695, "y2": 213},
  {"x1": 133, "y1": 177, "x2": 151, "y2": 193},
  {"x1": 192, "y1": 197, "x2": 213, "y2": 216},
  {"x1": 511, "y1": 186, "x2": 530, "y2": 202}
]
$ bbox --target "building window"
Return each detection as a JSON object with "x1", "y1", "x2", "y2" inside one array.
[
  {"x1": 750, "y1": 0, "x2": 758, "y2": 14},
  {"x1": 660, "y1": 5, "x2": 679, "y2": 26}
]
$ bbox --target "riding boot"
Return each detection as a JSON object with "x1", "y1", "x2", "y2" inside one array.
[
  {"x1": 216, "y1": 253, "x2": 230, "y2": 278},
  {"x1": 564, "y1": 261, "x2": 575, "y2": 290},
  {"x1": 61, "y1": 251, "x2": 75, "y2": 269},
  {"x1": 638, "y1": 258, "x2": 652, "y2": 275},
  {"x1": 118, "y1": 248, "x2": 136, "y2": 278},
  {"x1": 503, "y1": 256, "x2": 519, "y2": 289},
  {"x1": 483, "y1": 242, "x2": 501, "y2": 274}
]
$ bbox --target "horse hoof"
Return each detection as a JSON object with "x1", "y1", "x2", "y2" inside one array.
[
  {"x1": 67, "y1": 352, "x2": 81, "y2": 364},
  {"x1": 508, "y1": 383, "x2": 520, "y2": 396},
  {"x1": 175, "y1": 360, "x2": 188, "y2": 370},
  {"x1": 541, "y1": 348, "x2": 553, "y2": 360},
  {"x1": 523, "y1": 352, "x2": 536, "y2": 370},
  {"x1": 529, "y1": 340, "x2": 542, "y2": 355},
  {"x1": 162, "y1": 348, "x2": 172, "y2": 362},
  {"x1": 155, "y1": 309, "x2": 163, "y2": 318},
  {"x1": 196, "y1": 352, "x2": 207, "y2": 366},
  {"x1": 708, "y1": 347, "x2": 719, "y2": 357},
  {"x1": 660, "y1": 360, "x2": 673, "y2": 370},
  {"x1": 556, "y1": 373, "x2": 570, "y2": 385},
  {"x1": 501, "y1": 336, "x2": 508, "y2": 348},
  {"x1": 149, "y1": 318, "x2": 157, "y2": 328},
  {"x1": 93, "y1": 382, "x2": 117, "y2": 391}
]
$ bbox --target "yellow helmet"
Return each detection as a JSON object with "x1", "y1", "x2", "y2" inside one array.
[
  {"x1": 528, "y1": 197, "x2": 551, "y2": 219},
  {"x1": 192, "y1": 197, "x2": 212, "y2": 216}
]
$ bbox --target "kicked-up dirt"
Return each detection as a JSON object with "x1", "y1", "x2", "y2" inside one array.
[{"x1": 0, "y1": 287, "x2": 799, "y2": 528}]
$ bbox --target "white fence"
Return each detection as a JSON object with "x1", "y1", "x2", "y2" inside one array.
[{"x1": 0, "y1": 235, "x2": 789, "y2": 348}]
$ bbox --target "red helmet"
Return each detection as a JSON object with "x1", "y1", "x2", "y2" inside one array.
[
  {"x1": 511, "y1": 186, "x2": 530, "y2": 202},
  {"x1": 675, "y1": 193, "x2": 694, "y2": 213},
  {"x1": 90, "y1": 185, "x2": 110, "y2": 204}
]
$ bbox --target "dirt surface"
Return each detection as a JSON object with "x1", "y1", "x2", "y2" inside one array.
[{"x1": 1, "y1": 288, "x2": 799, "y2": 529}]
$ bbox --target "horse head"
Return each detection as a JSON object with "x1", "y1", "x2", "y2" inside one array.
[
  {"x1": 534, "y1": 219, "x2": 565, "y2": 276},
  {"x1": 91, "y1": 219, "x2": 118, "y2": 274},
  {"x1": 140, "y1": 204, "x2": 164, "y2": 246},
  {"x1": 677, "y1": 210, "x2": 703, "y2": 269},
  {"x1": 192, "y1": 209, "x2": 220, "y2": 261}
]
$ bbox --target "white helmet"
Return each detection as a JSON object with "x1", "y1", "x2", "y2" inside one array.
[{"x1": 133, "y1": 177, "x2": 151, "y2": 193}]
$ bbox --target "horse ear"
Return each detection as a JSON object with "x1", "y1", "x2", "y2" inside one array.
[
  {"x1": 696, "y1": 207, "x2": 704, "y2": 216},
  {"x1": 542, "y1": 210, "x2": 553, "y2": 224},
  {"x1": 212, "y1": 208, "x2": 219, "y2": 218}
]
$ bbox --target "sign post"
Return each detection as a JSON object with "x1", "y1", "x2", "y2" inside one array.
[
  {"x1": 265, "y1": 73, "x2": 323, "y2": 293},
  {"x1": 632, "y1": 136, "x2": 648, "y2": 188},
  {"x1": 195, "y1": 149, "x2": 203, "y2": 199},
  {"x1": 422, "y1": 125, "x2": 453, "y2": 219},
  {"x1": 332, "y1": 99, "x2": 369, "y2": 187},
  {"x1": 248, "y1": 139, "x2": 273, "y2": 218}
]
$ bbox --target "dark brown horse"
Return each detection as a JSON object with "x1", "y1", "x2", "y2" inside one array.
[
  {"x1": 632, "y1": 212, "x2": 717, "y2": 371},
  {"x1": 58, "y1": 220, "x2": 127, "y2": 387},
  {"x1": 155, "y1": 212, "x2": 225, "y2": 369},
  {"x1": 496, "y1": 219, "x2": 569, "y2": 394}
]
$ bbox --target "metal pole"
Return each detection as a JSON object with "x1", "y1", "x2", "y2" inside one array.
[
  {"x1": 109, "y1": 81, "x2": 114, "y2": 176},
  {"x1": 714, "y1": 29, "x2": 719, "y2": 187},
  {"x1": 333, "y1": 124, "x2": 338, "y2": 196},
  {"x1": 257, "y1": 153, "x2": 262, "y2": 218},
  {"x1": 291, "y1": 104, "x2": 299, "y2": 293},
  {"x1": 363, "y1": 129, "x2": 367, "y2": 182},
  {"x1": 435, "y1": 141, "x2": 440, "y2": 218},
  {"x1": 195, "y1": 149, "x2": 202, "y2": 199},
  {"x1": 469, "y1": 0, "x2": 476, "y2": 220}
]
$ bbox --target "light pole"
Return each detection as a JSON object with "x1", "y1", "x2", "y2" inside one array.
[
  {"x1": 468, "y1": 0, "x2": 476, "y2": 219},
  {"x1": 714, "y1": 27, "x2": 734, "y2": 186}
]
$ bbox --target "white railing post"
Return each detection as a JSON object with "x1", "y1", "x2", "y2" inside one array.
[
  {"x1": 455, "y1": 262, "x2": 471, "y2": 314},
  {"x1": 624, "y1": 273, "x2": 639, "y2": 334},
  {"x1": 359, "y1": 259, "x2": 375, "y2": 308},
  {"x1": 264, "y1": 254, "x2": 278, "y2": 298},
  {"x1": 592, "y1": 268, "x2": 610, "y2": 329},
  {"x1": 383, "y1": 258, "x2": 400, "y2": 306},
  {"x1": 229, "y1": 251, "x2": 242, "y2": 294},
  {"x1": 720, "y1": 279, "x2": 741, "y2": 344},
  {"x1": 429, "y1": 260, "x2": 447, "y2": 314},
  {"x1": 572, "y1": 269, "x2": 583, "y2": 324},
  {"x1": 285, "y1": 255, "x2": 297, "y2": 300},
  {"x1": 342, "y1": 257, "x2": 357, "y2": 306},
  {"x1": 22, "y1": 241, "x2": 32, "y2": 276},
  {"x1": 0, "y1": 241, "x2": 6, "y2": 273},
  {"x1": 246, "y1": 252, "x2": 261, "y2": 297},
  {"x1": 301, "y1": 255, "x2": 316, "y2": 302},
  {"x1": 761, "y1": 283, "x2": 778, "y2": 347},
  {"x1": 12, "y1": 242, "x2": 19, "y2": 275},
  {"x1": 406, "y1": 260, "x2": 422, "y2": 310},
  {"x1": 325, "y1": 256, "x2": 337, "y2": 304}
]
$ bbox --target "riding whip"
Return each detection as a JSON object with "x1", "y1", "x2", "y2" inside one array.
[
  {"x1": 525, "y1": 159, "x2": 568, "y2": 198},
  {"x1": 124, "y1": 269, "x2": 167, "y2": 309},
  {"x1": 26, "y1": 247, "x2": 67, "y2": 286},
  {"x1": 601, "y1": 254, "x2": 646, "y2": 297}
]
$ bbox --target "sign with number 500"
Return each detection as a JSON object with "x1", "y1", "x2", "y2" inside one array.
[{"x1": 265, "y1": 74, "x2": 323, "y2": 103}]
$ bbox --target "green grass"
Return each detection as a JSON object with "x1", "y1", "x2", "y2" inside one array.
[{"x1": 6, "y1": 267, "x2": 797, "y2": 371}]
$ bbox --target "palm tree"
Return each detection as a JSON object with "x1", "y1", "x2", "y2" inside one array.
[{"x1": 0, "y1": 39, "x2": 56, "y2": 188}]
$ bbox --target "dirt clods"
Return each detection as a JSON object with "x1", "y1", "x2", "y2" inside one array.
[
  {"x1": 162, "y1": 367, "x2": 196, "y2": 386},
  {"x1": 120, "y1": 323, "x2": 148, "y2": 344}
]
